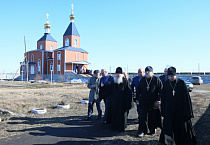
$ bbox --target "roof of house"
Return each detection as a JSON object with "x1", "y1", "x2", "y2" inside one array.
[
  {"x1": 63, "y1": 22, "x2": 80, "y2": 37},
  {"x1": 56, "y1": 46, "x2": 88, "y2": 53},
  {"x1": 37, "y1": 33, "x2": 57, "y2": 42}
]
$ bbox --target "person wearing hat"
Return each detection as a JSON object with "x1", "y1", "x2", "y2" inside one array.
[
  {"x1": 136, "y1": 66, "x2": 162, "y2": 137},
  {"x1": 86, "y1": 70, "x2": 102, "y2": 121},
  {"x1": 159, "y1": 67, "x2": 197, "y2": 145},
  {"x1": 110, "y1": 67, "x2": 132, "y2": 132}
]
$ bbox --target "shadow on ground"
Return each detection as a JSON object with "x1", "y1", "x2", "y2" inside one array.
[
  {"x1": 194, "y1": 104, "x2": 210, "y2": 145},
  {"x1": 3, "y1": 114, "x2": 161, "y2": 145}
]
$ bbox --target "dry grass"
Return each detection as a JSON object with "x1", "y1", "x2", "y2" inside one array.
[{"x1": 0, "y1": 82, "x2": 209, "y2": 144}]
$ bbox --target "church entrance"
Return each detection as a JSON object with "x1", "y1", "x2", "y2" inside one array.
[{"x1": 31, "y1": 66, "x2": 35, "y2": 74}]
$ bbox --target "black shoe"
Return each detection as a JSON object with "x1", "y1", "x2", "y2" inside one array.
[
  {"x1": 96, "y1": 116, "x2": 101, "y2": 120},
  {"x1": 86, "y1": 117, "x2": 91, "y2": 121}
]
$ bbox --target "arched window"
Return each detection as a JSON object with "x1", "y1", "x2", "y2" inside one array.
[
  {"x1": 65, "y1": 38, "x2": 69, "y2": 46},
  {"x1": 37, "y1": 60, "x2": 41, "y2": 72},
  {"x1": 40, "y1": 45, "x2": 43, "y2": 50},
  {"x1": 31, "y1": 54, "x2": 34, "y2": 62},
  {"x1": 57, "y1": 52, "x2": 61, "y2": 60},
  {"x1": 50, "y1": 45, "x2": 53, "y2": 50},
  {"x1": 74, "y1": 39, "x2": 78, "y2": 46}
]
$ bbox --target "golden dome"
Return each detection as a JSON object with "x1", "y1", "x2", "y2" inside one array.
[
  {"x1": 70, "y1": 14, "x2": 75, "y2": 20},
  {"x1": 44, "y1": 23, "x2": 51, "y2": 29}
]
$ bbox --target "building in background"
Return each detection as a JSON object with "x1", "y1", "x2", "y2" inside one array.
[{"x1": 20, "y1": 5, "x2": 89, "y2": 77}]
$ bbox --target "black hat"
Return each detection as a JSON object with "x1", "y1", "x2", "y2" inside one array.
[
  {"x1": 145, "y1": 66, "x2": 153, "y2": 72},
  {"x1": 115, "y1": 67, "x2": 123, "y2": 74},
  {"x1": 93, "y1": 70, "x2": 100, "y2": 74},
  {"x1": 167, "y1": 67, "x2": 176, "y2": 75}
]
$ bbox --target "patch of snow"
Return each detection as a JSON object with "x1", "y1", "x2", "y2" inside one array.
[
  {"x1": 81, "y1": 100, "x2": 89, "y2": 104},
  {"x1": 57, "y1": 104, "x2": 70, "y2": 109}
]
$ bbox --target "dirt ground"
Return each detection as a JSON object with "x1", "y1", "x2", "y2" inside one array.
[{"x1": 0, "y1": 81, "x2": 209, "y2": 145}]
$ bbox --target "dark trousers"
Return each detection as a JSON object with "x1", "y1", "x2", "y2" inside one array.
[
  {"x1": 139, "y1": 108, "x2": 157, "y2": 134},
  {"x1": 137, "y1": 103, "x2": 140, "y2": 119},
  {"x1": 88, "y1": 99, "x2": 102, "y2": 118},
  {"x1": 102, "y1": 96, "x2": 111, "y2": 122}
]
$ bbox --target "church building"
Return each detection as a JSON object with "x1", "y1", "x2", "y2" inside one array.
[{"x1": 20, "y1": 5, "x2": 89, "y2": 76}]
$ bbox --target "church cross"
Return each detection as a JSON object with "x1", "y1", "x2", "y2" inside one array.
[
  {"x1": 46, "y1": 13, "x2": 49, "y2": 20},
  {"x1": 71, "y1": 4, "x2": 74, "y2": 13}
]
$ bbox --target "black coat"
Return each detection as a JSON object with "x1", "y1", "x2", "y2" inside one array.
[
  {"x1": 160, "y1": 78, "x2": 197, "y2": 145},
  {"x1": 136, "y1": 76, "x2": 162, "y2": 110},
  {"x1": 110, "y1": 77, "x2": 132, "y2": 132}
]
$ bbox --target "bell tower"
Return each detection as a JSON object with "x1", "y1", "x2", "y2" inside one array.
[{"x1": 63, "y1": 4, "x2": 80, "y2": 48}]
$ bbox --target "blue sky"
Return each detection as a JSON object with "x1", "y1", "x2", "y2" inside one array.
[{"x1": 0, "y1": 0, "x2": 210, "y2": 73}]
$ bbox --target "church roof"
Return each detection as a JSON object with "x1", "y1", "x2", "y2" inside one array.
[
  {"x1": 37, "y1": 33, "x2": 57, "y2": 42},
  {"x1": 63, "y1": 22, "x2": 80, "y2": 36},
  {"x1": 56, "y1": 46, "x2": 88, "y2": 53}
]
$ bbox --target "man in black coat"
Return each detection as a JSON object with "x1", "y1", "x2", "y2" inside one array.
[
  {"x1": 110, "y1": 67, "x2": 132, "y2": 132},
  {"x1": 136, "y1": 66, "x2": 162, "y2": 137},
  {"x1": 159, "y1": 67, "x2": 197, "y2": 145}
]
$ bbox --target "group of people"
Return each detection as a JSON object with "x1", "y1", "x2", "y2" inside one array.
[{"x1": 86, "y1": 66, "x2": 197, "y2": 145}]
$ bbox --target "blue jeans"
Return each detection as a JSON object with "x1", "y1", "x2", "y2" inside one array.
[
  {"x1": 102, "y1": 96, "x2": 111, "y2": 122},
  {"x1": 88, "y1": 99, "x2": 102, "y2": 118}
]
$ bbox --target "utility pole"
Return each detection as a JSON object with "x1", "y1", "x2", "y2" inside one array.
[{"x1": 24, "y1": 36, "x2": 28, "y2": 82}]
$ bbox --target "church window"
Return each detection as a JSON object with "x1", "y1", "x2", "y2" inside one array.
[
  {"x1": 74, "y1": 39, "x2": 78, "y2": 46},
  {"x1": 57, "y1": 65, "x2": 60, "y2": 71},
  {"x1": 31, "y1": 54, "x2": 34, "y2": 62},
  {"x1": 50, "y1": 45, "x2": 53, "y2": 50},
  {"x1": 65, "y1": 38, "x2": 69, "y2": 46},
  {"x1": 40, "y1": 45, "x2": 43, "y2": 50},
  {"x1": 38, "y1": 61, "x2": 41, "y2": 72},
  {"x1": 57, "y1": 53, "x2": 61, "y2": 60}
]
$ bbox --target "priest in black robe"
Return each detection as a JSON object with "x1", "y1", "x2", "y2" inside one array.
[
  {"x1": 110, "y1": 67, "x2": 132, "y2": 132},
  {"x1": 160, "y1": 67, "x2": 197, "y2": 145},
  {"x1": 136, "y1": 66, "x2": 162, "y2": 137}
]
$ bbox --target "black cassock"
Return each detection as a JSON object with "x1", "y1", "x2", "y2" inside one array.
[
  {"x1": 136, "y1": 76, "x2": 162, "y2": 134},
  {"x1": 110, "y1": 77, "x2": 132, "y2": 132},
  {"x1": 160, "y1": 78, "x2": 197, "y2": 145}
]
